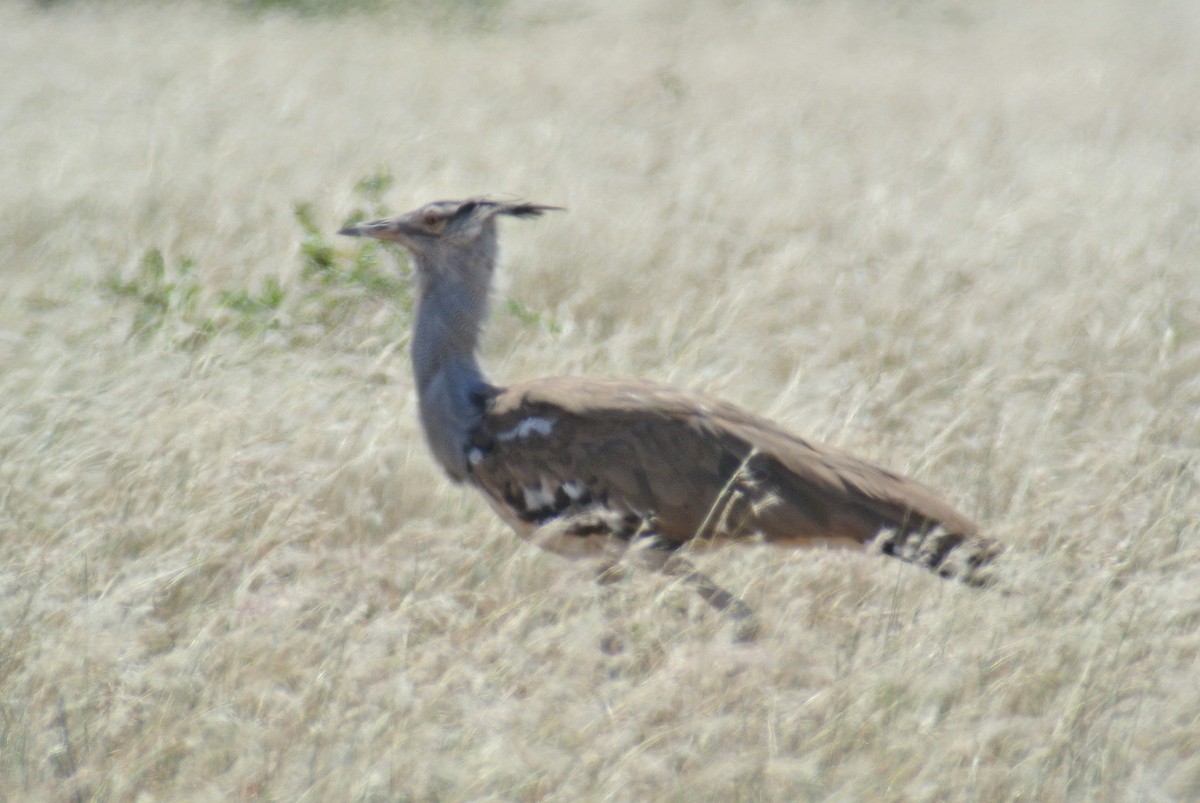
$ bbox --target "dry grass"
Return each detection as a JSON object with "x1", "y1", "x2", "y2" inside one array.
[{"x1": 3, "y1": 0, "x2": 1200, "y2": 799}]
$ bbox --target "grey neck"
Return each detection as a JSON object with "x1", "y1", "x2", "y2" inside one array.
[{"x1": 409, "y1": 226, "x2": 498, "y2": 482}]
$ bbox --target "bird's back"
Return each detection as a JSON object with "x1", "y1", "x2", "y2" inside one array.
[{"x1": 466, "y1": 377, "x2": 993, "y2": 578}]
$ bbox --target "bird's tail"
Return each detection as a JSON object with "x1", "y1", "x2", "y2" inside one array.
[{"x1": 872, "y1": 526, "x2": 1003, "y2": 587}]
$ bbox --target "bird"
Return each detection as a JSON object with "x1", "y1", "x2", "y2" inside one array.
[{"x1": 338, "y1": 197, "x2": 1001, "y2": 632}]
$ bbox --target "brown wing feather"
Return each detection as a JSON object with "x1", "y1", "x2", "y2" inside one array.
[{"x1": 467, "y1": 377, "x2": 984, "y2": 569}]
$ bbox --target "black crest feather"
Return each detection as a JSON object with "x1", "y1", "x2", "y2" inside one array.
[{"x1": 501, "y1": 203, "x2": 564, "y2": 219}]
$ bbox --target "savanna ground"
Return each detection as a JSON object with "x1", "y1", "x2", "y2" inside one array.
[{"x1": 3, "y1": 0, "x2": 1200, "y2": 799}]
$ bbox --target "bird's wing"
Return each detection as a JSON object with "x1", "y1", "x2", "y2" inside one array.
[{"x1": 466, "y1": 377, "x2": 978, "y2": 560}]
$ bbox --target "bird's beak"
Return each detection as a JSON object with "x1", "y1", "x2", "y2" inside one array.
[{"x1": 337, "y1": 218, "x2": 413, "y2": 245}]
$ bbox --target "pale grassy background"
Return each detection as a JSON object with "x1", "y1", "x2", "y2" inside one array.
[{"x1": 3, "y1": 0, "x2": 1200, "y2": 799}]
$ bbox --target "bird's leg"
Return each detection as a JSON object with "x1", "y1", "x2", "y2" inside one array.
[
  {"x1": 632, "y1": 535, "x2": 760, "y2": 642},
  {"x1": 534, "y1": 506, "x2": 759, "y2": 640}
]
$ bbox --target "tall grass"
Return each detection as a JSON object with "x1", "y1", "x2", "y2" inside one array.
[{"x1": 2, "y1": 1, "x2": 1199, "y2": 799}]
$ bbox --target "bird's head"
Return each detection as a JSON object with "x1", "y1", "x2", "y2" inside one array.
[{"x1": 337, "y1": 198, "x2": 562, "y2": 263}]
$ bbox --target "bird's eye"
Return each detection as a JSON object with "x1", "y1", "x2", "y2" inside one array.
[{"x1": 422, "y1": 213, "x2": 441, "y2": 229}]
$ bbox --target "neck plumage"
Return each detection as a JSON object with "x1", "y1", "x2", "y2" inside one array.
[{"x1": 409, "y1": 225, "x2": 497, "y2": 482}]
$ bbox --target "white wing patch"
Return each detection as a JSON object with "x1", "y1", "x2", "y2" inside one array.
[
  {"x1": 496, "y1": 416, "x2": 557, "y2": 442},
  {"x1": 522, "y1": 484, "x2": 557, "y2": 512}
]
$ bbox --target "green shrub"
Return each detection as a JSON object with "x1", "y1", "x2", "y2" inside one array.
[{"x1": 105, "y1": 169, "x2": 555, "y2": 350}]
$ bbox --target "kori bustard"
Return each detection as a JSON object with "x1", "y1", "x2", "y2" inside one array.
[{"x1": 339, "y1": 198, "x2": 1000, "y2": 629}]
